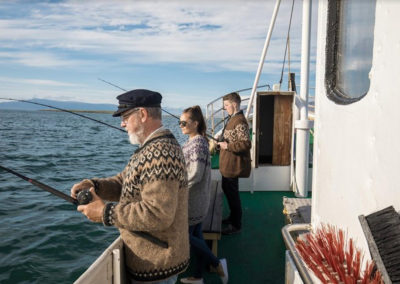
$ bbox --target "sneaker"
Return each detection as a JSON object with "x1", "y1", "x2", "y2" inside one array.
[
  {"x1": 221, "y1": 224, "x2": 241, "y2": 235},
  {"x1": 180, "y1": 277, "x2": 204, "y2": 284},
  {"x1": 216, "y1": 258, "x2": 228, "y2": 284},
  {"x1": 222, "y1": 217, "x2": 231, "y2": 225}
]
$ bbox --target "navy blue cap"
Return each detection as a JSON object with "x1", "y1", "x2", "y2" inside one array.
[{"x1": 113, "y1": 89, "x2": 162, "y2": 117}]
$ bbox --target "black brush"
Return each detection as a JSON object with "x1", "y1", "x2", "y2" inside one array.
[{"x1": 359, "y1": 206, "x2": 400, "y2": 283}]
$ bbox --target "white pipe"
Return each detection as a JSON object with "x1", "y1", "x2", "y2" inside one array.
[
  {"x1": 294, "y1": 0, "x2": 312, "y2": 197},
  {"x1": 245, "y1": 0, "x2": 281, "y2": 119}
]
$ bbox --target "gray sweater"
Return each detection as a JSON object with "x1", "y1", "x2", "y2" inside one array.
[{"x1": 182, "y1": 135, "x2": 211, "y2": 226}]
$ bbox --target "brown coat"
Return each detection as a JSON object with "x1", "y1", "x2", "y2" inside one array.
[
  {"x1": 93, "y1": 129, "x2": 189, "y2": 282},
  {"x1": 219, "y1": 111, "x2": 251, "y2": 178}
]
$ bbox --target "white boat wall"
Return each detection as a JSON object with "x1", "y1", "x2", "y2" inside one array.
[
  {"x1": 311, "y1": 0, "x2": 400, "y2": 256},
  {"x1": 74, "y1": 237, "x2": 125, "y2": 284}
]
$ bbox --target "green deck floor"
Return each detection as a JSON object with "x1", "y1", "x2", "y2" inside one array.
[{"x1": 178, "y1": 191, "x2": 296, "y2": 284}]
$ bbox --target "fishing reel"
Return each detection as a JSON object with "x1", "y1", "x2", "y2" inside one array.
[{"x1": 76, "y1": 189, "x2": 93, "y2": 205}]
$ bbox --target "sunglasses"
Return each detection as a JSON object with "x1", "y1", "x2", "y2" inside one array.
[
  {"x1": 121, "y1": 108, "x2": 140, "y2": 123},
  {"x1": 178, "y1": 120, "x2": 188, "y2": 127}
]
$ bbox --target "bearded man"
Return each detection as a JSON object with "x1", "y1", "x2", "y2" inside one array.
[{"x1": 71, "y1": 89, "x2": 189, "y2": 284}]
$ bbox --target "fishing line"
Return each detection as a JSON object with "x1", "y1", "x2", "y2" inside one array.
[
  {"x1": 98, "y1": 78, "x2": 181, "y2": 120},
  {"x1": 0, "y1": 97, "x2": 126, "y2": 133},
  {"x1": 0, "y1": 164, "x2": 168, "y2": 248},
  {"x1": 98, "y1": 78, "x2": 221, "y2": 142}
]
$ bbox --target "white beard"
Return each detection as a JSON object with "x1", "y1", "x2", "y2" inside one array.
[
  {"x1": 129, "y1": 132, "x2": 141, "y2": 145},
  {"x1": 128, "y1": 126, "x2": 144, "y2": 145}
]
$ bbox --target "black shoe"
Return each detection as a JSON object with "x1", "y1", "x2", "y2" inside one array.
[
  {"x1": 222, "y1": 224, "x2": 241, "y2": 235},
  {"x1": 222, "y1": 217, "x2": 231, "y2": 225}
]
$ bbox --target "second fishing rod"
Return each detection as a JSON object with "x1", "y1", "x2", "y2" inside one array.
[{"x1": 0, "y1": 90, "x2": 220, "y2": 142}]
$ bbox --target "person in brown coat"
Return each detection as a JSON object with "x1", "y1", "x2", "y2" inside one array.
[
  {"x1": 71, "y1": 89, "x2": 189, "y2": 284},
  {"x1": 217, "y1": 92, "x2": 251, "y2": 235}
]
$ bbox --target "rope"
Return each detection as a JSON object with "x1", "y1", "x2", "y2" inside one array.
[{"x1": 279, "y1": 0, "x2": 296, "y2": 87}]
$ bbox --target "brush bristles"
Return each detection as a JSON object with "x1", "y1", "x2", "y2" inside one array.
[{"x1": 295, "y1": 224, "x2": 383, "y2": 283}]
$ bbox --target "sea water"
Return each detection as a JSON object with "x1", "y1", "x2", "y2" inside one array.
[{"x1": 0, "y1": 109, "x2": 187, "y2": 284}]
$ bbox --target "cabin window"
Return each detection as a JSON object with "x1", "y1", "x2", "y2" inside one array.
[{"x1": 325, "y1": 0, "x2": 376, "y2": 104}]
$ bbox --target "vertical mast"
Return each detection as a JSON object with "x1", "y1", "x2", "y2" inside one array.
[{"x1": 294, "y1": 0, "x2": 313, "y2": 197}]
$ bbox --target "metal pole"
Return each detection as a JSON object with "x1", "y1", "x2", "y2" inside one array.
[
  {"x1": 294, "y1": 0, "x2": 313, "y2": 197},
  {"x1": 245, "y1": 0, "x2": 282, "y2": 119}
]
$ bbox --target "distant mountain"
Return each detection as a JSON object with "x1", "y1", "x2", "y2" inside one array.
[
  {"x1": 0, "y1": 98, "x2": 183, "y2": 115},
  {"x1": 0, "y1": 98, "x2": 116, "y2": 111}
]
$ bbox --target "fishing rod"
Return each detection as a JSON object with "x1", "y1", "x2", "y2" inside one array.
[
  {"x1": 0, "y1": 164, "x2": 168, "y2": 248},
  {"x1": 0, "y1": 164, "x2": 91, "y2": 205},
  {"x1": 98, "y1": 78, "x2": 221, "y2": 142},
  {"x1": 0, "y1": 97, "x2": 126, "y2": 133},
  {"x1": 0, "y1": 95, "x2": 219, "y2": 143}
]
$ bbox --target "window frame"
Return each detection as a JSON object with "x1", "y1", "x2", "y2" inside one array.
[{"x1": 325, "y1": 0, "x2": 375, "y2": 105}]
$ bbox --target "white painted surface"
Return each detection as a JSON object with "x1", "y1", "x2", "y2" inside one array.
[
  {"x1": 312, "y1": 0, "x2": 400, "y2": 255},
  {"x1": 285, "y1": 251, "x2": 304, "y2": 284},
  {"x1": 212, "y1": 166, "x2": 312, "y2": 192},
  {"x1": 74, "y1": 237, "x2": 124, "y2": 284}
]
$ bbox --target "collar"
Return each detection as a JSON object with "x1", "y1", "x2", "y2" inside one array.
[
  {"x1": 229, "y1": 110, "x2": 243, "y2": 119},
  {"x1": 141, "y1": 126, "x2": 164, "y2": 146}
]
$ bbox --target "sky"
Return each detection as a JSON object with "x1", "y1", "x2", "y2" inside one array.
[{"x1": 0, "y1": 0, "x2": 317, "y2": 108}]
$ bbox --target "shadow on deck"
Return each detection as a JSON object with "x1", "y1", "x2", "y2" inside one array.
[{"x1": 178, "y1": 191, "x2": 296, "y2": 284}]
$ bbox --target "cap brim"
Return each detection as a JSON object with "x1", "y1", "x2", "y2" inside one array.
[{"x1": 112, "y1": 108, "x2": 129, "y2": 117}]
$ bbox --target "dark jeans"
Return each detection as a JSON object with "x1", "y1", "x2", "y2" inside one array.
[
  {"x1": 189, "y1": 223, "x2": 219, "y2": 278},
  {"x1": 221, "y1": 176, "x2": 242, "y2": 229}
]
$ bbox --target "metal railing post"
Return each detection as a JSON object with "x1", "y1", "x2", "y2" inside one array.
[{"x1": 281, "y1": 224, "x2": 313, "y2": 284}]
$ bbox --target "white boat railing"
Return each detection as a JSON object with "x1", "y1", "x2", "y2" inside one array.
[
  {"x1": 206, "y1": 89, "x2": 265, "y2": 137},
  {"x1": 281, "y1": 223, "x2": 313, "y2": 284},
  {"x1": 74, "y1": 237, "x2": 125, "y2": 284},
  {"x1": 206, "y1": 96, "x2": 250, "y2": 137}
]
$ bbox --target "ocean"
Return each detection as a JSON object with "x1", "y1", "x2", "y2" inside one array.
[{"x1": 0, "y1": 109, "x2": 188, "y2": 284}]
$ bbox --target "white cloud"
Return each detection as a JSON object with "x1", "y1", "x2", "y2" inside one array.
[
  {"x1": 0, "y1": 0, "x2": 318, "y2": 105},
  {"x1": 0, "y1": 1, "x2": 315, "y2": 72},
  {"x1": 0, "y1": 76, "x2": 82, "y2": 87},
  {"x1": 0, "y1": 51, "x2": 87, "y2": 67}
]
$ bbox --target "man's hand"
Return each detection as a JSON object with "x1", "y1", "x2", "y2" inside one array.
[
  {"x1": 71, "y1": 179, "x2": 93, "y2": 198},
  {"x1": 217, "y1": 141, "x2": 228, "y2": 150},
  {"x1": 77, "y1": 187, "x2": 105, "y2": 223}
]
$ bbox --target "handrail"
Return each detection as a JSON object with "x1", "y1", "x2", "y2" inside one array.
[
  {"x1": 206, "y1": 93, "x2": 253, "y2": 137},
  {"x1": 281, "y1": 223, "x2": 313, "y2": 284}
]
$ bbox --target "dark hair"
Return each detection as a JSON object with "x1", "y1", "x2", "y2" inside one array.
[
  {"x1": 183, "y1": 105, "x2": 207, "y2": 138},
  {"x1": 223, "y1": 92, "x2": 241, "y2": 104}
]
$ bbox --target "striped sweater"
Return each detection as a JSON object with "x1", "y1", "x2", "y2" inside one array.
[
  {"x1": 182, "y1": 135, "x2": 211, "y2": 226},
  {"x1": 93, "y1": 129, "x2": 189, "y2": 282}
]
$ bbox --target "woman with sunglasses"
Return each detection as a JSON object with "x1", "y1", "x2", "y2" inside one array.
[{"x1": 179, "y1": 106, "x2": 228, "y2": 284}]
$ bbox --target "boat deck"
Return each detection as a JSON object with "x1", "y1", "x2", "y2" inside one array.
[{"x1": 179, "y1": 191, "x2": 298, "y2": 284}]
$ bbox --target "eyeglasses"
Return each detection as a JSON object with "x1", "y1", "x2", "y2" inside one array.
[
  {"x1": 178, "y1": 120, "x2": 188, "y2": 127},
  {"x1": 121, "y1": 108, "x2": 140, "y2": 123}
]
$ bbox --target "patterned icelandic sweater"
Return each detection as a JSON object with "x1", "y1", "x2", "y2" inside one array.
[
  {"x1": 219, "y1": 111, "x2": 252, "y2": 178},
  {"x1": 92, "y1": 129, "x2": 189, "y2": 282},
  {"x1": 182, "y1": 135, "x2": 211, "y2": 226}
]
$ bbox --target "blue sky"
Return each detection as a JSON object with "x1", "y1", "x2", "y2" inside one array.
[{"x1": 0, "y1": 0, "x2": 317, "y2": 108}]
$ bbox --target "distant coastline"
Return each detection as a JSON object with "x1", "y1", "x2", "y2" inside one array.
[
  {"x1": 40, "y1": 109, "x2": 113, "y2": 114},
  {"x1": 0, "y1": 98, "x2": 183, "y2": 115}
]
